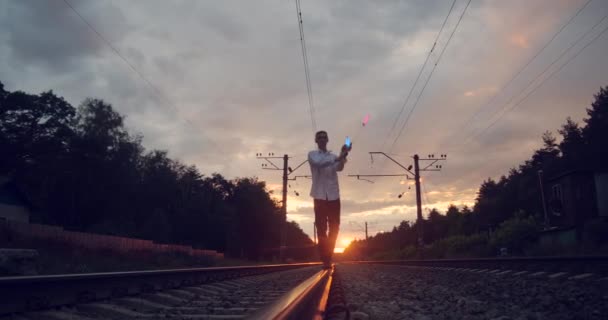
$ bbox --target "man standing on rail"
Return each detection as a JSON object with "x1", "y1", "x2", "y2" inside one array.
[{"x1": 308, "y1": 130, "x2": 351, "y2": 269}]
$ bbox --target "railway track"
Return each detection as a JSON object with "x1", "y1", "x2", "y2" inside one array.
[
  {"x1": 1, "y1": 256, "x2": 606, "y2": 319},
  {"x1": 340, "y1": 256, "x2": 608, "y2": 320},
  {"x1": 0, "y1": 263, "x2": 344, "y2": 320},
  {"x1": 349, "y1": 255, "x2": 608, "y2": 275}
]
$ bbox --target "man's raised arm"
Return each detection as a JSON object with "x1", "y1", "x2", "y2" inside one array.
[
  {"x1": 335, "y1": 156, "x2": 346, "y2": 171},
  {"x1": 334, "y1": 143, "x2": 351, "y2": 172},
  {"x1": 308, "y1": 151, "x2": 339, "y2": 168}
]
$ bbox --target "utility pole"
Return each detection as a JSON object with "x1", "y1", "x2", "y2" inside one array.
[
  {"x1": 538, "y1": 170, "x2": 549, "y2": 229},
  {"x1": 281, "y1": 155, "x2": 288, "y2": 255},
  {"x1": 413, "y1": 155, "x2": 423, "y2": 246},
  {"x1": 349, "y1": 152, "x2": 447, "y2": 247},
  {"x1": 256, "y1": 153, "x2": 309, "y2": 260},
  {"x1": 348, "y1": 221, "x2": 376, "y2": 240}
]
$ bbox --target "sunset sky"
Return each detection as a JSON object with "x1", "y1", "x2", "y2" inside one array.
[{"x1": 1, "y1": 0, "x2": 607, "y2": 251}]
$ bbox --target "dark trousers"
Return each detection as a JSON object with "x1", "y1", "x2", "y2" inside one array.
[{"x1": 314, "y1": 198, "x2": 340, "y2": 263}]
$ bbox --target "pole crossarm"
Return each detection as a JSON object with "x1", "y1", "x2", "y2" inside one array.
[
  {"x1": 348, "y1": 174, "x2": 411, "y2": 177},
  {"x1": 369, "y1": 152, "x2": 415, "y2": 176},
  {"x1": 419, "y1": 154, "x2": 447, "y2": 171},
  {"x1": 288, "y1": 159, "x2": 309, "y2": 176},
  {"x1": 347, "y1": 173, "x2": 411, "y2": 183},
  {"x1": 287, "y1": 175, "x2": 311, "y2": 181},
  {"x1": 422, "y1": 159, "x2": 439, "y2": 170},
  {"x1": 421, "y1": 159, "x2": 446, "y2": 171},
  {"x1": 257, "y1": 157, "x2": 282, "y2": 170}
]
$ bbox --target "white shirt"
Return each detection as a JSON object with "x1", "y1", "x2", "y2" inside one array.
[{"x1": 308, "y1": 149, "x2": 344, "y2": 200}]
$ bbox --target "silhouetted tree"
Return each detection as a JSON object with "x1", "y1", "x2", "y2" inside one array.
[
  {"x1": 344, "y1": 86, "x2": 608, "y2": 258},
  {"x1": 582, "y1": 86, "x2": 608, "y2": 169},
  {"x1": 0, "y1": 81, "x2": 312, "y2": 260}
]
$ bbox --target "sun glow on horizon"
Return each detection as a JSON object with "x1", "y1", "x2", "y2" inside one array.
[
  {"x1": 332, "y1": 237, "x2": 354, "y2": 253},
  {"x1": 340, "y1": 238, "x2": 353, "y2": 247}
]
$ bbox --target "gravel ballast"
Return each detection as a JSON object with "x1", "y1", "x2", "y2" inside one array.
[
  {"x1": 6, "y1": 266, "x2": 321, "y2": 320},
  {"x1": 338, "y1": 264, "x2": 607, "y2": 320}
]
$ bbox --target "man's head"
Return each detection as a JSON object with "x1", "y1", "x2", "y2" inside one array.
[{"x1": 315, "y1": 130, "x2": 328, "y2": 150}]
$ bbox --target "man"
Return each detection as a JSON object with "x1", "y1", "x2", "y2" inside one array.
[{"x1": 308, "y1": 130, "x2": 351, "y2": 269}]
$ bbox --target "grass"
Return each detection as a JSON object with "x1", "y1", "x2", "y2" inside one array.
[{"x1": 0, "y1": 236, "x2": 233, "y2": 275}]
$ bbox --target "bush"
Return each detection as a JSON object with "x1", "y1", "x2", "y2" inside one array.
[
  {"x1": 398, "y1": 245, "x2": 418, "y2": 259},
  {"x1": 489, "y1": 216, "x2": 539, "y2": 254},
  {"x1": 370, "y1": 249, "x2": 401, "y2": 260},
  {"x1": 431, "y1": 234, "x2": 491, "y2": 258}
]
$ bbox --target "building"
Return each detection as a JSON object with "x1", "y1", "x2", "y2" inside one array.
[
  {"x1": 540, "y1": 170, "x2": 608, "y2": 246},
  {"x1": 0, "y1": 176, "x2": 31, "y2": 223},
  {"x1": 546, "y1": 170, "x2": 608, "y2": 225}
]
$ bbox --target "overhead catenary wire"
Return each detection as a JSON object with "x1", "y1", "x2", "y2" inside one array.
[
  {"x1": 362, "y1": 0, "x2": 460, "y2": 187},
  {"x1": 446, "y1": 18, "x2": 607, "y2": 208},
  {"x1": 388, "y1": 0, "x2": 473, "y2": 154},
  {"x1": 438, "y1": 1, "x2": 604, "y2": 192},
  {"x1": 379, "y1": 0, "x2": 458, "y2": 152},
  {"x1": 352, "y1": 1, "x2": 469, "y2": 197},
  {"x1": 461, "y1": 13, "x2": 608, "y2": 147},
  {"x1": 447, "y1": 0, "x2": 594, "y2": 148},
  {"x1": 63, "y1": 0, "x2": 177, "y2": 116},
  {"x1": 295, "y1": 0, "x2": 318, "y2": 133},
  {"x1": 62, "y1": 0, "x2": 226, "y2": 154}
]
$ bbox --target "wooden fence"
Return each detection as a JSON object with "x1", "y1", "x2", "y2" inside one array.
[{"x1": 0, "y1": 220, "x2": 223, "y2": 259}]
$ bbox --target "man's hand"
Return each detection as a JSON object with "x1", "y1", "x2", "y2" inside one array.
[
  {"x1": 339, "y1": 143, "x2": 352, "y2": 161},
  {"x1": 342, "y1": 142, "x2": 352, "y2": 152}
]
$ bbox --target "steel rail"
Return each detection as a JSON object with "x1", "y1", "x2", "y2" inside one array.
[
  {"x1": 347, "y1": 256, "x2": 608, "y2": 275},
  {"x1": 0, "y1": 262, "x2": 320, "y2": 316},
  {"x1": 250, "y1": 267, "x2": 332, "y2": 319}
]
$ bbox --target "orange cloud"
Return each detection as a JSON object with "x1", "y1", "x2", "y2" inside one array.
[
  {"x1": 463, "y1": 86, "x2": 498, "y2": 98},
  {"x1": 510, "y1": 34, "x2": 529, "y2": 48}
]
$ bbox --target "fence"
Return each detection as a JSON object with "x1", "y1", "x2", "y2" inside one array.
[{"x1": 0, "y1": 220, "x2": 223, "y2": 259}]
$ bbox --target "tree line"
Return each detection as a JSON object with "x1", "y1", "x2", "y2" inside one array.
[
  {"x1": 0, "y1": 81, "x2": 312, "y2": 260},
  {"x1": 345, "y1": 86, "x2": 608, "y2": 258}
]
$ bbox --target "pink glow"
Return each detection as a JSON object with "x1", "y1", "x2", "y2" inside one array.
[{"x1": 362, "y1": 114, "x2": 370, "y2": 126}]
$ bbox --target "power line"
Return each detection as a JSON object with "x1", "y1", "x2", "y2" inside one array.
[
  {"x1": 472, "y1": 18, "x2": 608, "y2": 141},
  {"x1": 295, "y1": 0, "x2": 318, "y2": 133},
  {"x1": 462, "y1": 14, "x2": 608, "y2": 146},
  {"x1": 448, "y1": 0, "x2": 594, "y2": 147},
  {"x1": 63, "y1": 0, "x2": 177, "y2": 116},
  {"x1": 388, "y1": 0, "x2": 473, "y2": 153},
  {"x1": 432, "y1": 0, "x2": 473, "y2": 68},
  {"x1": 380, "y1": 0, "x2": 457, "y2": 152},
  {"x1": 356, "y1": 0, "x2": 466, "y2": 212},
  {"x1": 62, "y1": 0, "x2": 226, "y2": 154}
]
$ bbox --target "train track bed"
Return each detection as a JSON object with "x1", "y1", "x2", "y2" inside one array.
[
  {"x1": 338, "y1": 260, "x2": 608, "y2": 320},
  {"x1": 1, "y1": 265, "x2": 322, "y2": 320}
]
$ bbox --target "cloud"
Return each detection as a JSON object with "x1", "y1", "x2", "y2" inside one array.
[
  {"x1": 510, "y1": 34, "x2": 530, "y2": 48},
  {"x1": 0, "y1": 1, "x2": 130, "y2": 73},
  {"x1": 1, "y1": 0, "x2": 607, "y2": 242},
  {"x1": 463, "y1": 86, "x2": 498, "y2": 97},
  {"x1": 290, "y1": 198, "x2": 408, "y2": 215}
]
